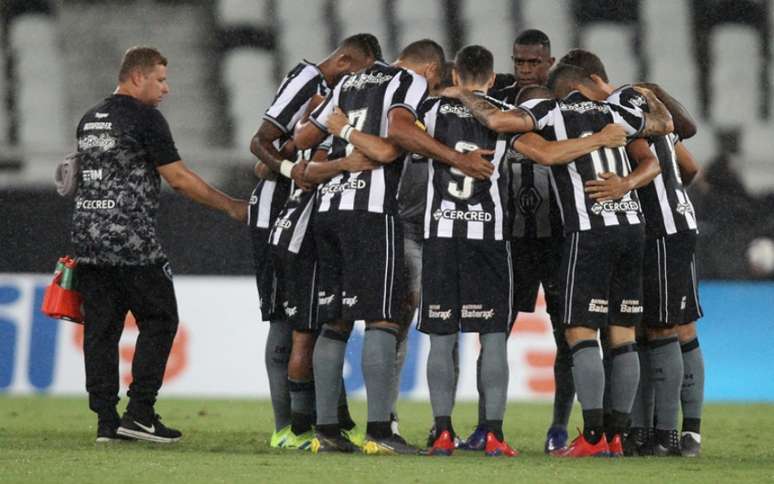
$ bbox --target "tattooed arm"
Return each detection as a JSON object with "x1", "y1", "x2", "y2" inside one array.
[
  {"x1": 442, "y1": 87, "x2": 536, "y2": 133},
  {"x1": 634, "y1": 87, "x2": 674, "y2": 137}
]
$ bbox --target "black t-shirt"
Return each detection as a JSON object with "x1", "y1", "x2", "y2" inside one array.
[{"x1": 71, "y1": 94, "x2": 180, "y2": 265}]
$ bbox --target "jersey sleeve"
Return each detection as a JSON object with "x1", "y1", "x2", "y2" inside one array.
[
  {"x1": 263, "y1": 65, "x2": 323, "y2": 135},
  {"x1": 518, "y1": 98, "x2": 557, "y2": 131},
  {"x1": 606, "y1": 86, "x2": 647, "y2": 137},
  {"x1": 310, "y1": 78, "x2": 345, "y2": 134},
  {"x1": 387, "y1": 70, "x2": 428, "y2": 120},
  {"x1": 144, "y1": 109, "x2": 180, "y2": 166}
]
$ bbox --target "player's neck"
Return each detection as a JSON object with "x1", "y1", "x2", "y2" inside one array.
[{"x1": 316, "y1": 59, "x2": 339, "y2": 87}]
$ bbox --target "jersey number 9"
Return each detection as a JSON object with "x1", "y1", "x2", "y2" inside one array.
[{"x1": 448, "y1": 141, "x2": 479, "y2": 200}]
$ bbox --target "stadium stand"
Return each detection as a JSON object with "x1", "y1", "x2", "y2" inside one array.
[
  {"x1": 276, "y1": 0, "x2": 330, "y2": 75},
  {"x1": 336, "y1": 0, "x2": 392, "y2": 60},
  {"x1": 520, "y1": 0, "x2": 573, "y2": 61},
  {"x1": 394, "y1": 0, "x2": 446, "y2": 55},
  {"x1": 463, "y1": 0, "x2": 517, "y2": 74}
]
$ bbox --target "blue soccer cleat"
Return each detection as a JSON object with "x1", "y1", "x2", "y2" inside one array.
[
  {"x1": 458, "y1": 425, "x2": 488, "y2": 451},
  {"x1": 544, "y1": 427, "x2": 569, "y2": 454}
]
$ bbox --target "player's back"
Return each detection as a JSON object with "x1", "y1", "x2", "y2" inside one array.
[{"x1": 423, "y1": 94, "x2": 509, "y2": 240}]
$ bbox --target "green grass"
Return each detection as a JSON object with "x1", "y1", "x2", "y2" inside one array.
[{"x1": 1, "y1": 397, "x2": 773, "y2": 483}]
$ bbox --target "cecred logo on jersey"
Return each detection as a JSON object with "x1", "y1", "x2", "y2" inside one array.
[
  {"x1": 321, "y1": 179, "x2": 367, "y2": 194},
  {"x1": 342, "y1": 72, "x2": 393, "y2": 90},
  {"x1": 590, "y1": 199, "x2": 640, "y2": 215},
  {"x1": 76, "y1": 199, "x2": 116, "y2": 210},
  {"x1": 433, "y1": 208, "x2": 492, "y2": 222}
]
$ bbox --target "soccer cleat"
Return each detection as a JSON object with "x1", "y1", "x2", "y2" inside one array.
[
  {"x1": 341, "y1": 424, "x2": 365, "y2": 448},
  {"x1": 556, "y1": 431, "x2": 610, "y2": 457},
  {"x1": 96, "y1": 419, "x2": 133, "y2": 443},
  {"x1": 362, "y1": 434, "x2": 420, "y2": 455},
  {"x1": 623, "y1": 427, "x2": 650, "y2": 456},
  {"x1": 651, "y1": 429, "x2": 681, "y2": 457},
  {"x1": 284, "y1": 429, "x2": 315, "y2": 451},
  {"x1": 116, "y1": 413, "x2": 181, "y2": 443},
  {"x1": 608, "y1": 434, "x2": 624, "y2": 457},
  {"x1": 269, "y1": 425, "x2": 293, "y2": 448},
  {"x1": 680, "y1": 432, "x2": 701, "y2": 457},
  {"x1": 310, "y1": 432, "x2": 357, "y2": 454},
  {"x1": 484, "y1": 432, "x2": 519, "y2": 457},
  {"x1": 544, "y1": 427, "x2": 569, "y2": 454},
  {"x1": 426, "y1": 430, "x2": 455, "y2": 456},
  {"x1": 458, "y1": 425, "x2": 488, "y2": 451},
  {"x1": 390, "y1": 413, "x2": 401, "y2": 437}
]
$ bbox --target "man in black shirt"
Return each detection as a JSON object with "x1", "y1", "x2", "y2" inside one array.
[{"x1": 73, "y1": 47, "x2": 246, "y2": 443}]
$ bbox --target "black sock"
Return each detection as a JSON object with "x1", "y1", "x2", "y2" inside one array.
[
  {"x1": 434, "y1": 416, "x2": 453, "y2": 437},
  {"x1": 486, "y1": 420, "x2": 504, "y2": 441},
  {"x1": 682, "y1": 417, "x2": 701, "y2": 434},
  {"x1": 317, "y1": 423, "x2": 340, "y2": 438},
  {"x1": 607, "y1": 410, "x2": 630, "y2": 438},
  {"x1": 366, "y1": 421, "x2": 392, "y2": 439},
  {"x1": 338, "y1": 405, "x2": 355, "y2": 431},
  {"x1": 291, "y1": 412, "x2": 314, "y2": 435},
  {"x1": 582, "y1": 409, "x2": 605, "y2": 444}
]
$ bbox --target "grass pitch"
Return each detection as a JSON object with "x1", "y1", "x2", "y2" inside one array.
[{"x1": 1, "y1": 397, "x2": 773, "y2": 483}]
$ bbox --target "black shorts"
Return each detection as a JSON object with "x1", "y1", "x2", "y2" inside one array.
[
  {"x1": 559, "y1": 225, "x2": 645, "y2": 329},
  {"x1": 250, "y1": 227, "x2": 280, "y2": 321},
  {"x1": 314, "y1": 211, "x2": 405, "y2": 324},
  {"x1": 511, "y1": 235, "x2": 563, "y2": 320},
  {"x1": 417, "y1": 238, "x2": 513, "y2": 335},
  {"x1": 642, "y1": 230, "x2": 703, "y2": 326},
  {"x1": 272, "y1": 238, "x2": 319, "y2": 332}
]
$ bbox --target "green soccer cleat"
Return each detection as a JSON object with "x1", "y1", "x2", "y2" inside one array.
[
  {"x1": 284, "y1": 429, "x2": 315, "y2": 451},
  {"x1": 342, "y1": 424, "x2": 365, "y2": 448},
  {"x1": 270, "y1": 425, "x2": 293, "y2": 449}
]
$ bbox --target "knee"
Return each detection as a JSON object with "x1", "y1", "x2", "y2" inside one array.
[
  {"x1": 646, "y1": 326, "x2": 678, "y2": 340},
  {"x1": 677, "y1": 323, "x2": 697, "y2": 342}
]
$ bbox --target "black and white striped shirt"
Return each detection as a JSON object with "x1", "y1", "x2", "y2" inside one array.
[
  {"x1": 608, "y1": 86, "x2": 698, "y2": 237},
  {"x1": 519, "y1": 91, "x2": 646, "y2": 233},
  {"x1": 311, "y1": 62, "x2": 428, "y2": 215},
  {"x1": 269, "y1": 188, "x2": 316, "y2": 254},
  {"x1": 489, "y1": 84, "x2": 563, "y2": 239},
  {"x1": 248, "y1": 61, "x2": 329, "y2": 230},
  {"x1": 422, "y1": 94, "x2": 510, "y2": 240}
]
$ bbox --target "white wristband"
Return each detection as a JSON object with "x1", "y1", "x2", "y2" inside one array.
[
  {"x1": 339, "y1": 124, "x2": 354, "y2": 143},
  {"x1": 279, "y1": 160, "x2": 295, "y2": 178}
]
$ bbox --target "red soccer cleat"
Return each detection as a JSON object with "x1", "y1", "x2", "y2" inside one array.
[
  {"x1": 608, "y1": 434, "x2": 624, "y2": 457},
  {"x1": 556, "y1": 430, "x2": 610, "y2": 457},
  {"x1": 427, "y1": 430, "x2": 455, "y2": 456},
  {"x1": 484, "y1": 432, "x2": 519, "y2": 457}
]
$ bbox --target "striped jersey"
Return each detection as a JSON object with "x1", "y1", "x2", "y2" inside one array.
[
  {"x1": 422, "y1": 94, "x2": 510, "y2": 240},
  {"x1": 249, "y1": 60, "x2": 329, "y2": 229},
  {"x1": 608, "y1": 86, "x2": 698, "y2": 238},
  {"x1": 310, "y1": 61, "x2": 428, "y2": 215},
  {"x1": 489, "y1": 84, "x2": 563, "y2": 239},
  {"x1": 519, "y1": 91, "x2": 646, "y2": 233}
]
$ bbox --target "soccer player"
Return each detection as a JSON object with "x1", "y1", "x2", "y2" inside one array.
[
  {"x1": 444, "y1": 63, "x2": 672, "y2": 457},
  {"x1": 487, "y1": 29, "x2": 574, "y2": 454},
  {"x1": 560, "y1": 49, "x2": 704, "y2": 457},
  {"x1": 249, "y1": 34, "x2": 377, "y2": 448},
  {"x1": 73, "y1": 46, "x2": 247, "y2": 443}
]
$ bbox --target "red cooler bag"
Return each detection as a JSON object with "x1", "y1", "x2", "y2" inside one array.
[{"x1": 41, "y1": 256, "x2": 84, "y2": 323}]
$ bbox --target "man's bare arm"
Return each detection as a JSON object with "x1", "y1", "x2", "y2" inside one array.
[
  {"x1": 387, "y1": 107, "x2": 494, "y2": 179},
  {"x1": 584, "y1": 138, "x2": 661, "y2": 201},
  {"x1": 445, "y1": 87, "x2": 535, "y2": 133},
  {"x1": 674, "y1": 141, "x2": 700, "y2": 186},
  {"x1": 635, "y1": 82, "x2": 697, "y2": 140},
  {"x1": 634, "y1": 87, "x2": 675, "y2": 137},
  {"x1": 158, "y1": 161, "x2": 247, "y2": 222},
  {"x1": 327, "y1": 107, "x2": 401, "y2": 163},
  {"x1": 514, "y1": 124, "x2": 627, "y2": 166},
  {"x1": 304, "y1": 150, "x2": 381, "y2": 185}
]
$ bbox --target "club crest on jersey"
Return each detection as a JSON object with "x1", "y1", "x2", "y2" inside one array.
[
  {"x1": 342, "y1": 72, "x2": 393, "y2": 90},
  {"x1": 676, "y1": 202, "x2": 694, "y2": 216},
  {"x1": 283, "y1": 302, "x2": 298, "y2": 317},
  {"x1": 590, "y1": 199, "x2": 640, "y2": 215},
  {"x1": 439, "y1": 104, "x2": 473, "y2": 118},
  {"x1": 433, "y1": 208, "x2": 492, "y2": 222},
  {"x1": 518, "y1": 186, "x2": 542, "y2": 215}
]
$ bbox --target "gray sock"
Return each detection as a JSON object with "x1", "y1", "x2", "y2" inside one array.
[
  {"x1": 389, "y1": 336, "x2": 409, "y2": 415},
  {"x1": 571, "y1": 340, "x2": 605, "y2": 411},
  {"x1": 427, "y1": 334, "x2": 457, "y2": 418},
  {"x1": 288, "y1": 378, "x2": 315, "y2": 434},
  {"x1": 452, "y1": 339, "x2": 460, "y2": 409},
  {"x1": 681, "y1": 338, "x2": 705, "y2": 432},
  {"x1": 551, "y1": 328, "x2": 575, "y2": 430},
  {"x1": 480, "y1": 333, "x2": 508, "y2": 421},
  {"x1": 649, "y1": 337, "x2": 683, "y2": 431},
  {"x1": 630, "y1": 347, "x2": 654, "y2": 428},
  {"x1": 362, "y1": 327, "x2": 397, "y2": 424},
  {"x1": 265, "y1": 320, "x2": 292, "y2": 431},
  {"x1": 610, "y1": 343, "x2": 640, "y2": 415},
  {"x1": 476, "y1": 351, "x2": 486, "y2": 425},
  {"x1": 313, "y1": 325, "x2": 348, "y2": 426}
]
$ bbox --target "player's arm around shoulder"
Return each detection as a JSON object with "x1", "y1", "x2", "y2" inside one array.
[{"x1": 514, "y1": 124, "x2": 627, "y2": 166}]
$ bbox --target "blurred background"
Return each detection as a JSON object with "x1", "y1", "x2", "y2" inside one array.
[{"x1": 0, "y1": 0, "x2": 772, "y2": 401}]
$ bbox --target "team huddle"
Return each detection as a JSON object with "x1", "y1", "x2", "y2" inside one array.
[{"x1": 248, "y1": 29, "x2": 705, "y2": 458}]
